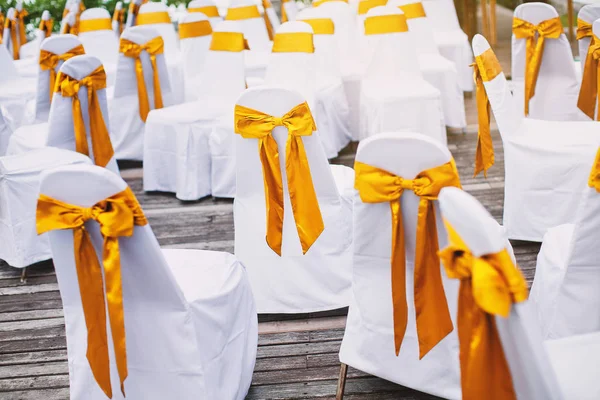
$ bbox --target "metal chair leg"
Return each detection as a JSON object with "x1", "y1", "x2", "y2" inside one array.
[
  {"x1": 336, "y1": 363, "x2": 348, "y2": 400},
  {"x1": 20, "y1": 267, "x2": 28, "y2": 284}
]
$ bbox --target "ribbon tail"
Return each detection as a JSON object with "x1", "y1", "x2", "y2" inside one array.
[
  {"x1": 150, "y1": 55, "x2": 163, "y2": 111},
  {"x1": 134, "y1": 58, "x2": 150, "y2": 122},
  {"x1": 260, "y1": 136, "x2": 285, "y2": 256},
  {"x1": 413, "y1": 199, "x2": 453, "y2": 359},
  {"x1": 286, "y1": 135, "x2": 324, "y2": 254},
  {"x1": 577, "y1": 54, "x2": 598, "y2": 119},
  {"x1": 473, "y1": 73, "x2": 494, "y2": 177},
  {"x1": 103, "y1": 236, "x2": 128, "y2": 397},
  {"x1": 73, "y1": 96, "x2": 91, "y2": 157},
  {"x1": 49, "y1": 69, "x2": 57, "y2": 104},
  {"x1": 390, "y1": 200, "x2": 408, "y2": 356},
  {"x1": 89, "y1": 89, "x2": 114, "y2": 167}
]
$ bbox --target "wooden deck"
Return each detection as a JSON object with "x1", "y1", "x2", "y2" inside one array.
[{"x1": 0, "y1": 119, "x2": 542, "y2": 399}]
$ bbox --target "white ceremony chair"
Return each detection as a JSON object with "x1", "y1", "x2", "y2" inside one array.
[
  {"x1": 577, "y1": 5, "x2": 600, "y2": 73},
  {"x1": 531, "y1": 155, "x2": 600, "y2": 340},
  {"x1": 265, "y1": 21, "x2": 352, "y2": 158},
  {"x1": 263, "y1": 0, "x2": 281, "y2": 33},
  {"x1": 78, "y1": 7, "x2": 120, "y2": 80},
  {"x1": 143, "y1": 21, "x2": 247, "y2": 200},
  {"x1": 388, "y1": 0, "x2": 466, "y2": 130},
  {"x1": 125, "y1": 0, "x2": 142, "y2": 28},
  {"x1": 234, "y1": 86, "x2": 354, "y2": 313},
  {"x1": 17, "y1": 10, "x2": 53, "y2": 64},
  {"x1": 0, "y1": 147, "x2": 91, "y2": 269},
  {"x1": 179, "y1": 12, "x2": 213, "y2": 98},
  {"x1": 338, "y1": 132, "x2": 461, "y2": 399},
  {"x1": 421, "y1": 0, "x2": 473, "y2": 92},
  {"x1": 37, "y1": 163, "x2": 258, "y2": 400},
  {"x1": 512, "y1": 3, "x2": 585, "y2": 120},
  {"x1": 281, "y1": 0, "x2": 299, "y2": 23},
  {"x1": 112, "y1": 1, "x2": 125, "y2": 36},
  {"x1": 2, "y1": 5, "x2": 27, "y2": 60},
  {"x1": 472, "y1": 34, "x2": 600, "y2": 241},
  {"x1": 438, "y1": 186, "x2": 600, "y2": 400},
  {"x1": 188, "y1": 0, "x2": 223, "y2": 27},
  {"x1": 360, "y1": 7, "x2": 445, "y2": 144},
  {"x1": 109, "y1": 26, "x2": 174, "y2": 161}
]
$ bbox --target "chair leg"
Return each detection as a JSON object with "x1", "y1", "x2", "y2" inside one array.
[
  {"x1": 336, "y1": 363, "x2": 348, "y2": 400},
  {"x1": 20, "y1": 267, "x2": 28, "y2": 284}
]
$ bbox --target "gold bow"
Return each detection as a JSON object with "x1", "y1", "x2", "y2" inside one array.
[
  {"x1": 39, "y1": 18, "x2": 54, "y2": 38},
  {"x1": 262, "y1": 0, "x2": 275, "y2": 40},
  {"x1": 37, "y1": 188, "x2": 148, "y2": 399},
  {"x1": 234, "y1": 102, "x2": 324, "y2": 256},
  {"x1": 54, "y1": 66, "x2": 115, "y2": 167},
  {"x1": 472, "y1": 47, "x2": 502, "y2": 177},
  {"x1": 588, "y1": 146, "x2": 600, "y2": 192},
  {"x1": 39, "y1": 44, "x2": 86, "y2": 105},
  {"x1": 354, "y1": 161, "x2": 461, "y2": 357},
  {"x1": 577, "y1": 18, "x2": 592, "y2": 40},
  {"x1": 578, "y1": 34, "x2": 600, "y2": 120},
  {"x1": 119, "y1": 37, "x2": 164, "y2": 122},
  {"x1": 512, "y1": 17, "x2": 562, "y2": 116},
  {"x1": 281, "y1": 0, "x2": 289, "y2": 23},
  {"x1": 113, "y1": 8, "x2": 125, "y2": 34},
  {"x1": 439, "y1": 224, "x2": 528, "y2": 400}
]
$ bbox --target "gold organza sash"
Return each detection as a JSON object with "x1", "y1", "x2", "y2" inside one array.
[
  {"x1": 234, "y1": 102, "x2": 324, "y2": 256},
  {"x1": 472, "y1": 47, "x2": 502, "y2": 177},
  {"x1": 399, "y1": 2, "x2": 426, "y2": 19},
  {"x1": 136, "y1": 11, "x2": 171, "y2": 25},
  {"x1": 39, "y1": 18, "x2": 54, "y2": 38},
  {"x1": 119, "y1": 37, "x2": 165, "y2": 122},
  {"x1": 439, "y1": 223, "x2": 528, "y2": 400},
  {"x1": 364, "y1": 14, "x2": 408, "y2": 35},
  {"x1": 272, "y1": 32, "x2": 314, "y2": 53},
  {"x1": 301, "y1": 18, "x2": 334, "y2": 35},
  {"x1": 39, "y1": 44, "x2": 86, "y2": 105},
  {"x1": 54, "y1": 66, "x2": 115, "y2": 167},
  {"x1": 37, "y1": 188, "x2": 147, "y2": 399},
  {"x1": 179, "y1": 20, "x2": 213, "y2": 39},
  {"x1": 512, "y1": 16, "x2": 562, "y2": 115},
  {"x1": 209, "y1": 31, "x2": 250, "y2": 51},
  {"x1": 188, "y1": 5, "x2": 220, "y2": 17},
  {"x1": 578, "y1": 34, "x2": 600, "y2": 119},
  {"x1": 354, "y1": 161, "x2": 461, "y2": 357},
  {"x1": 79, "y1": 18, "x2": 113, "y2": 33},
  {"x1": 577, "y1": 18, "x2": 592, "y2": 40},
  {"x1": 225, "y1": 5, "x2": 261, "y2": 20}
]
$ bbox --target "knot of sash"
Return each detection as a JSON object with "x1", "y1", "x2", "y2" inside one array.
[{"x1": 39, "y1": 44, "x2": 86, "y2": 105}]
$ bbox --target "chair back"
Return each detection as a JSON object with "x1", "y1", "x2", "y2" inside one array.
[
  {"x1": 179, "y1": 12, "x2": 212, "y2": 83},
  {"x1": 311, "y1": 1, "x2": 358, "y2": 67},
  {"x1": 387, "y1": 0, "x2": 438, "y2": 54},
  {"x1": 578, "y1": 4, "x2": 600, "y2": 72},
  {"x1": 126, "y1": 0, "x2": 143, "y2": 28},
  {"x1": 265, "y1": 21, "x2": 317, "y2": 107},
  {"x1": 421, "y1": 0, "x2": 461, "y2": 32},
  {"x1": 438, "y1": 187, "x2": 564, "y2": 400},
  {"x1": 282, "y1": 0, "x2": 299, "y2": 22},
  {"x1": 79, "y1": 8, "x2": 119, "y2": 66},
  {"x1": 0, "y1": 39, "x2": 18, "y2": 83},
  {"x1": 137, "y1": 2, "x2": 179, "y2": 58},
  {"x1": 265, "y1": 0, "x2": 281, "y2": 30},
  {"x1": 188, "y1": 0, "x2": 223, "y2": 27},
  {"x1": 226, "y1": 0, "x2": 271, "y2": 51},
  {"x1": 472, "y1": 34, "x2": 521, "y2": 140},
  {"x1": 38, "y1": 163, "x2": 202, "y2": 399},
  {"x1": 36, "y1": 34, "x2": 85, "y2": 122}
]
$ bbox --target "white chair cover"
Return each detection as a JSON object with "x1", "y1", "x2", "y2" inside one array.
[
  {"x1": 179, "y1": 12, "x2": 213, "y2": 96},
  {"x1": 512, "y1": 3, "x2": 585, "y2": 121},
  {"x1": 125, "y1": 0, "x2": 142, "y2": 28},
  {"x1": 282, "y1": 0, "x2": 299, "y2": 22},
  {"x1": 472, "y1": 34, "x2": 600, "y2": 241},
  {"x1": 109, "y1": 26, "x2": 173, "y2": 161},
  {"x1": 227, "y1": 0, "x2": 271, "y2": 51},
  {"x1": 112, "y1": 2, "x2": 124, "y2": 35},
  {"x1": 531, "y1": 170, "x2": 600, "y2": 339},
  {"x1": 79, "y1": 8, "x2": 120, "y2": 70},
  {"x1": 339, "y1": 132, "x2": 460, "y2": 399},
  {"x1": 143, "y1": 21, "x2": 247, "y2": 200},
  {"x1": 421, "y1": 0, "x2": 473, "y2": 92},
  {"x1": 577, "y1": 4, "x2": 600, "y2": 72},
  {"x1": 188, "y1": 0, "x2": 224, "y2": 27},
  {"x1": 2, "y1": 7, "x2": 25, "y2": 60},
  {"x1": 264, "y1": 0, "x2": 281, "y2": 31},
  {"x1": 17, "y1": 10, "x2": 52, "y2": 62},
  {"x1": 0, "y1": 147, "x2": 91, "y2": 268},
  {"x1": 360, "y1": 7, "x2": 445, "y2": 144},
  {"x1": 39, "y1": 163, "x2": 257, "y2": 399},
  {"x1": 234, "y1": 86, "x2": 354, "y2": 313},
  {"x1": 265, "y1": 21, "x2": 351, "y2": 158}
]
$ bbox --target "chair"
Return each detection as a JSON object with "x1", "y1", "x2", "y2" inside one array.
[
  {"x1": 188, "y1": 0, "x2": 223, "y2": 27},
  {"x1": 438, "y1": 186, "x2": 600, "y2": 400},
  {"x1": 512, "y1": 3, "x2": 585, "y2": 120},
  {"x1": 281, "y1": 0, "x2": 299, "y2": 23},
  {"x1": 359, "y1": 7, "x2": 445, "y2": 144},
  {"x1": 179, "y1": 12, "x2": 213, "y2": 97},
  {"x1": 2, "y1": 5, "x2": 27, "y2": 60},
  {"x1": 472, "y1": 34, "x2": 600, "y2": 241},
  {"x1": 0, "y1": 147, "x2": 91, "y2": 269},
  {"x1": 578, "y1": 17, "x2": 600, "y2": 120},
  {"x1": 388, "y1": 0, "x2": 466, "y2": 130},
  {"x1": 265, "y1": 21, "x2": 352, "y2": 158},
  {"x1": 338, "y1": 132, "x2": 461, "y2": 399},
  {"x1": 263, "y1": 0, "x2": 281, "y2": 34},
  {"x1": 143, "y1": 21, "x2": 247, "y2": 200},
  {"x1": 576, "y1": 4, "x2": 600, "y2": 74},
  {"x1": 112, "y1": 1, "x2": 125, "y2": 36},
  {"x1": 233, "y1": 86, "x2": 354, "y2": 313},
  {"x1": 125, "y1": 0, "x2": 142, "y2": 28},
  {"x1": 78, "y1": 8, "x2": 120, "y2": 72},
  {"x1": 17, "y1": 10, "x2": 53, "y2": 63},
  {"x1": 226, "y1": 0, "x2": 271, "y2": 51},
  {"x1": 109, "y1": 26, "x2": 174, "y2": 161},
  {"x1": 37, "y1": 163, "x2": 257, "y2": 400},
  {"x1": 421, "y1": 0, "x2": 473, "y2": 92}
]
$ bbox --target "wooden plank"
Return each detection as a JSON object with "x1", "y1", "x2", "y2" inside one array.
[
  {"x1": 257, "y1": 340, "x2": 341, "y2": 359},
  {"x1": 0, "y1": 388, "x2": 70, "y2": 400},
  {"x1": 0, "y1": 361, "x2": 68, "y2": 379},
  {"x1": 0, "y1": 349, "x2": 68, "y2": 366},
  {"x1": 0, "y1": 374, "x2": 69, "y2": 391},
  {"x1": 251, "y1": 365, "x2": 367, "y2": 386}
]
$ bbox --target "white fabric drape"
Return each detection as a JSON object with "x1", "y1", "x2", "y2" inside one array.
[
  {"x1": 179, "y1": 13, "x2": 213, "y2": 101},
  {"x1": 78, "y1": 7, "x2": 120, "y2": 82}
]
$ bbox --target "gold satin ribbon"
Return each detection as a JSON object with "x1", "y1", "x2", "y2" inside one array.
[
  {"x1": 39, "y1": 18, "x2": 54, "y2": 38},
  {"x1": 354, "y1": 161, "x2": 461, "y2": 357},
  {"x1": 512, "y1": 16, "x2": 562, "y2": 116},
  {"x1": 209, "y1": 31, "x2": 249, "y2": 51},
  {"x1": 578, "y1": 34, "x2": 600, "y2": 120},
  {"x1": 272, "y1": 32, "x2": 314, "y2": 53},
  {"x1": 439, "y1": 223, "x2": 528, "y2": 400},
  {"x1": 472, "y1": 48, "x2": 502, "y2": 177},
  {"x1": 302, "y1": 18, "x2": 334, "y2": 35},
  {"x1": 136, "y1": 11, "x2": 171, "y2": 25},
  {"x1": 234, "y1": 102, "x2": 324, "y2": 256},
  {"x1": 188, "y1": 5, "x2": 220, "y2": 17},
  {"x1": 577, "y1": 18, "x2": 592, "y2": 40},
  {"x1": 5, "y1": 9, "x2": 27, "y2": 60},
  {"x1": 262, "y1": 0, "x2": 275, "y2": 40},
  {"x1": 588, "y1": 146, "x2": 600, "y2": 191},
  {"x1": 399, "y1": 2, "x2": 426, "y2": 19},
  {"x1": 119, "y1": 37, "x2": 165, "y2": 122},
  {"x1": 179, "y1": 20, "x2": 212, "y2": 39},
  {"x1": 364, "y1": 14, "x2": 408, "y2": 35},
  {"x1": 54, "y1": 66, "x2": 114, "y2": 167},
  {"x1": 358, "y1": 0, "x2": 387, "y2": 15},
  {"x1": 113, "y1": 8, "x2": 125, "y2": 34},
  {"x1": 281, "y1": 0, "x2": 289, "y2": 23},
  {"x1": 0, "y1": 12, "x2": 4, "y2": 42},
  {"x1": 79, "y1": 18, "x2": 113, "y2": 33},
  {"x1": 129, "y1": 1, "x2": 141, "y2": 21},
  {"x1": 36, "y1": 187, "x2": 148, "y2": 399},
  {"x1": 313, "y1": 0, "x2": 348, "y2": 7},
  {"x1": 225, "y1": 5, "x2": 261, "y2": 20},
  {"x1": 39, "y1": 44, "x2": 86, "y2": 105}
]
